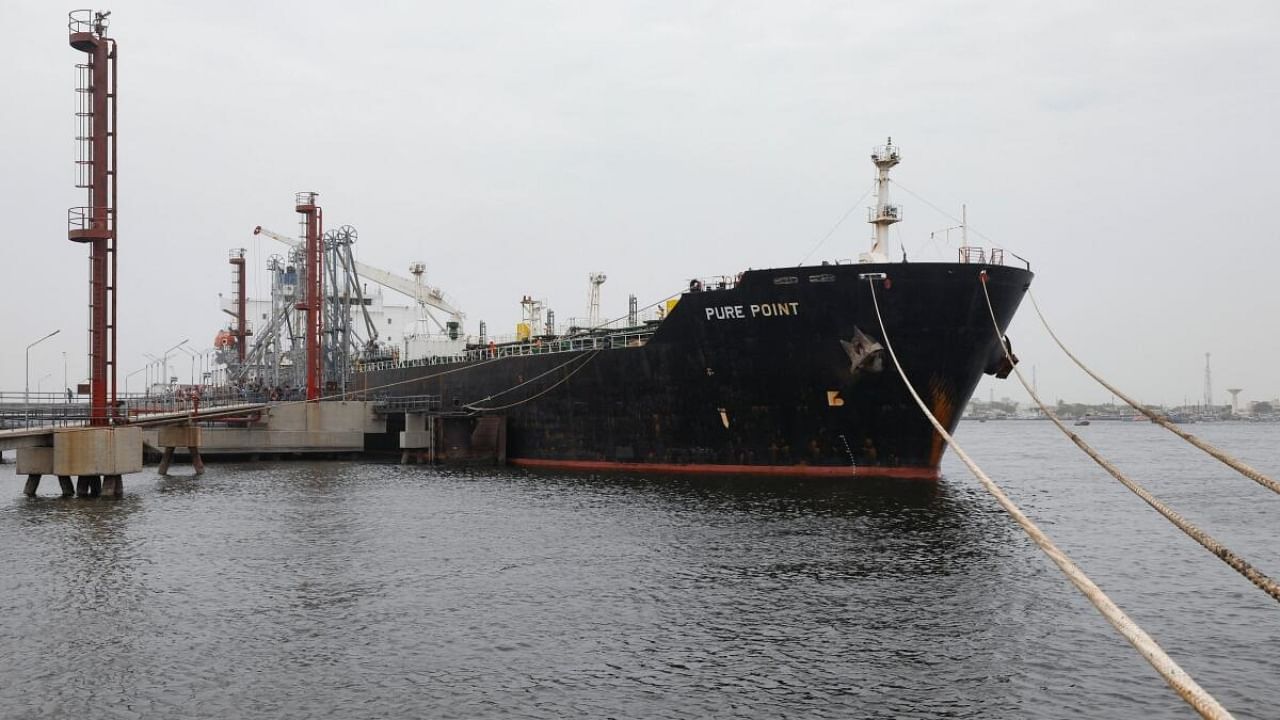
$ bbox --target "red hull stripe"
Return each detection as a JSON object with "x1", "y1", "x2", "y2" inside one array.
[{"x1": 509, "y1": 458, "x2": 939, "y2": 480}]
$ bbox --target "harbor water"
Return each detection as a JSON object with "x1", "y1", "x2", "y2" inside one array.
[{"x1": 2, "y1": 421, "x2": 1278, "y2": 719}]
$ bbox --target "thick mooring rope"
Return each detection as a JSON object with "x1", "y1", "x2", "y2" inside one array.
[
  {"x1": 982, "y1": 278, "x2": 1280, "y2": 605},
  {"x1": 465, "y1": 350, "x2": 601, "y2": 412},
  {"x1": 865, "y1": 276, "x2": 1234, "y2": 720},
  {"x1": 1027, "y1": 290, "x2": 1280, "y2": 497}
]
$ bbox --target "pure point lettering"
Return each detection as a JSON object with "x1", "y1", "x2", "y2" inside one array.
[{"x1": 704, "y1": 302, "x2": 800, "y2": 320}]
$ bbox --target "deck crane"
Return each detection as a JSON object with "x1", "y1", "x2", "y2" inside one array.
[{"x1": 253, "y1": 225, "x2": 465, "y2": 335}]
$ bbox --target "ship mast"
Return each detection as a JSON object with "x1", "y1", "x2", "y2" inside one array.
[{"x1": 860, "y1": 137, "x2": 902, "y2": 264}]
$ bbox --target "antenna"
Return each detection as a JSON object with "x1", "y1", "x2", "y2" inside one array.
[{"x1": 1203, "y1": 352, "x2": 1213, "y2": 410}]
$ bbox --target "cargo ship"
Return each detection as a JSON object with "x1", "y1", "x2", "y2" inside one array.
[{"x1": 354, "y1": 140, "x2": 1033, "y2": 478}]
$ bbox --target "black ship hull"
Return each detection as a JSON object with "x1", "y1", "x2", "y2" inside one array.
[{"x1": 358, "y1": 262, "x2": 1032, "y2": 478}]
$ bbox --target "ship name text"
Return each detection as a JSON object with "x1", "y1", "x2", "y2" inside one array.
[{"x1": 705, "y1": 302, "x2": 800, "y2": 320}]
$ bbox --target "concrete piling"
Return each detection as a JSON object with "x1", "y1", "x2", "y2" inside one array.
[
  {"x1": 76, "y1": 475, "x2": 102, "y2": 497},
  {"x1": 399, "y1": 413, "x2": 435, "y2": 465},
  {"x1": 157, "y1": 425, "x2": 202, "y2": 477},
  {"x1": 101, "y1": 474, "x2": 123, "y2": 497},
  {"x1": 157, "y1": 447, "x2": 175, "y2": 476}
]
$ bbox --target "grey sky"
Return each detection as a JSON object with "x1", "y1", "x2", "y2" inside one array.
[{"x1": 2, "y1": 1, "x2": 1278, "y2": 407}]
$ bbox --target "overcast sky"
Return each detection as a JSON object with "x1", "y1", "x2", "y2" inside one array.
[{"x1": 2, "y1": 0, "x2": 1278, "y2": 408}]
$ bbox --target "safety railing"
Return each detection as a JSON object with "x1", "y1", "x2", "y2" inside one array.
[
  {"x1": 356, "y1": 328, "x2": 656, "y2": 374},
  {"x1": 0, "y1": 391, "x2": 267, "y2": 430},
  {"x1": 685, "y1": 275, "x2": 741, "y2": 293},
  {"x1": 68, "y1": 9, "x2": 108, "y2": 35},
  {"x1": 959, "y1": 246, "x2": 1010, "y2": 265},
  {"x1": 867, "y1": 204, "x2": 902, "y2": 223},
  {"x1": 371, "y1": 395, "x2": 442, "y2": 413},
  {"x1": 67, "y1": 206, "x2": 114, "y2": 235}
]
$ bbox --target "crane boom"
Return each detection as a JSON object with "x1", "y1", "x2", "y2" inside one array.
[{"x1": 252, "y1": 225, "x2": 463, "y2": 321}]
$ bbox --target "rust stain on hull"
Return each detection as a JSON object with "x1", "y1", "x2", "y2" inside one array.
[{"x1": 926, "y1": 377, "x2": 957, "y2": 467}]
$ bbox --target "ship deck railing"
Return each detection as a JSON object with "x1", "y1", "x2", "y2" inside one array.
[
  {"x1": 370, "y1": 394, "x2": 443, "y2": 414},
  {"x1": 687, "y1": 274, "x2": 741, "y2": 292},
  {"x1": 355, "y1": 327, "x2": 657, "y2": 374}
]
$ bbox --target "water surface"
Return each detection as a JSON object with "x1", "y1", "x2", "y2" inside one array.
[{"x1": 2, "y1": 421, "x2": 1277, "y2": 718}]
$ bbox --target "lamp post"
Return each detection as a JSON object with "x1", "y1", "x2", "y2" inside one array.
[
  {"x1": 62, "y1": 351, "x2": 68, "y2": 403},
  {"x1": 142, "y1": 353, "x2": 159, "y2": 395},
  {"x1": 125, "y1": 366, "x2": 147, "y2": 396},
  {"x1": 178, "y1": 345, "x2": 199, "y2": 387},
  {"x1": 202, "y1": 348, "x2": 215, "y2": 389},
  {"x1": 160, "y1": 339, "x2": 189, "y2": 392},
  {"x1": 25, "y1": 329, "x2": 61, "y2": 424}
]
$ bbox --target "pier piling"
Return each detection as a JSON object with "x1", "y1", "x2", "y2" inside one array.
[
  {"x1": 101, "y1": 474, "x2": 123, "y2": 497},
  {"x1": 76, "y1": 475, "x2": 102, "y2": 497},
  {"x1": 157, "y1": 425, "x2": 203, "y2": 476},
  {"x1": 399, "y1": 413, "x2": 436, "y2": 465}
]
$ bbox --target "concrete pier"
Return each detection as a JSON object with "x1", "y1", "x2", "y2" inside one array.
[
  {"x1": 12, "y1": 401, "x2": 512, "y2": 496},
  {"x1": 152, "y1": 401, "x2": 384, "y2": 456},
  {"x1": 17, "y1": 427, "x2": 141, "y2": 498}
]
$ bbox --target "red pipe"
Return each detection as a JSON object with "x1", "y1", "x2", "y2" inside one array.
[{"x1": 296, "y1": 194, "x2": 323, "y2": 401}]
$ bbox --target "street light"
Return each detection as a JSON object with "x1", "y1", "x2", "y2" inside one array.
[
  {"x1": 25, "y1": 329, "x2": 61, "y2": 422},
  {"x1": 177, "y1": 345, "x2": 199, "y2": 387},
  {"x1": 142, "y1": 353, "x2": 159, "y2": 394},
  {"x1": 160, "y1": 339, "x2": 189, "y2": 391},
  {"x1": 125, "y1": 365, "x2": 147, "y2": 396},
  {"x1": 62, "y1": 351, "x2": 68, "y2": 403}
]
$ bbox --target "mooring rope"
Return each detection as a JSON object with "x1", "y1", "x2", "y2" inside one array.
[
  {"x1": 865, "y1": 276, "x2": 1234, "y2": 720},
  {"x1": 464, "y1": 350, "x2": 601, "y2": 412},
  {"x1": 255, "y1": 355, "x2": 508, "y2": 413},
  {"x1": 982, "y1": 278, "x2": 1280, "y2": 605},
  {"x1": 1027, "y1": 290, "x2": 1280, "y2": 497},
  {"x1": 465, "y1": 348, "x2": 593, "y2": 407}
]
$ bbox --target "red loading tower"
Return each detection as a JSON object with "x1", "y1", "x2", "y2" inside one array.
[
  {"x1": 228, "y1": 249, "x2": 248, "y2": 363},
  {"x1": 68, "y1": 10, "x2": 117, "y2": 424},
  {"x1": 295, "y1": 192, "x2": 323, "y2": 401}
]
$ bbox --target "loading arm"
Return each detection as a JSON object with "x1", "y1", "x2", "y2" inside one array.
[{"x1": 252, "y1": 225, "x2": 464, "y2": 323}]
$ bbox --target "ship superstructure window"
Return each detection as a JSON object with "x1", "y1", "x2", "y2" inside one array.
[
  {"x1": 809, "y1": 273, "x2": 836, "y2": 283},
  {"x1": 773, "y1": 276, "x2": 799, "y2": 285}
]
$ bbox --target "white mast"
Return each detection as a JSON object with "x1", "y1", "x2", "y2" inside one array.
[
  {"x1": 587, "y1": 272, "x2": 607, "y2": 328},
  {"x1": 860, "y1": 137, "x2": 902, "y2": 264}
]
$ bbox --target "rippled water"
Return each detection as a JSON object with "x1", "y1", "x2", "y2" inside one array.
[{"x1": 2, "y1": 421, "x2": 1278, "y2": 719}]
